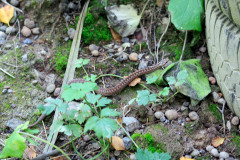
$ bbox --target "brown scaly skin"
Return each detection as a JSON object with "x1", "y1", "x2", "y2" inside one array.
[{"x1": 28, "y1": 58, "x2": 169, "y2": 128}]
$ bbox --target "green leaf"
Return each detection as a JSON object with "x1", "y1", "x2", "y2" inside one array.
[
  {"x1": 146, "y1": 76, "x2": 158, "y2": 84},
  {"x1": 0, "y1": 132, "x2": 26, "y2": 158},
  {"x1": 84, "y1": 74, "x2": 97, "y2": 82},
  {"x1": 84, "y1": 116, "x2": 99, "y2": 133},
  {"x1": 137, "y1": 90, "x2": 150, "y2": 106},
  {"x1": 75, "y1": 104, "x2": 92, "y2": 124},
  {"x1": 75, "y1": 58, "x2": 90, "y2": 68},
  {"x1": 60, "y1": 124, "x2": 82, "y2": 137},
  {"x1": 190, "y1": 31, "x2": 201, "y2": 46},
  {"x1": 135, "y1": 148, "x2": 171, "y2": 160},
  {"x1": 27, "y1": 137, "x2": 39, "y2": 146},
  {"x1": 37, "y1": 104, "x2": 55, "y2": 116},
  {"x1": 62, "y1": 109, "x2": 77, "y2": 121},
  {"x1": 158, "y1": 87, "x2": 170, "y2": 97},
  {"x1": 100, "y1": 108, "x2": 121, "y2": 117},
  {"x1": 94, "y1": 118, "x2": 119, "y2": 139},
  {"x1": 166, "y1": 76, "x2": 176, "y2": 85},
  {"x1": 149, "y1": 94, "x2": 157, "y2": 102},
  {"x1": 24, "y1": 129, "x2": 40, "y2": 134},
  {"x1": 86, "y1": 92, "x2": 101, "y2": 104},
  {"x1": 128, "y1": 98, "x2": 136, "y2": 105},
  {"x1": 168, "y1": 0, "x2": 204, "y2": 31},
  {"x1": 48, "y1": 120, "x2": 64, "y2": 141},
  {"x1": 58, "y1": 103, "x2": 68, "y2": 113},
  {"x1": 45, "y1": 98, "x2": 63, "y2": 106},
  {"x1": 97, "y1": 97, "x2": 112, "y2": 107},
  {"x1": 177, "y1": 70, "x2": 188, "y2": 81}
]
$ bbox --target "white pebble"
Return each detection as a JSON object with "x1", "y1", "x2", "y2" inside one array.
[
  {"x1": 165, "y1": 109, "x2": 178, "y2": 120},
  {"x1": 129, "y1": 52, "x2": 138, "y2": 61},
  {"x1": 217, "y1": 98, "x2": 225, "y2": 104},
  {"x1": 91, "y1": 50, "x2": 99, "y2": 56},
  {"x1": 191, "y1": 149, "x2": 200, "y2": 156},
  {"x1": 209, "y1": 76, "x2": 216, "y2": 85},
  {"x1": 189, "y1": 111, "x2": 199, "y2": 121},
  {"x1": 154, "y1": 111, "x2": 164, "y2": 119},
  {"x1": 231, "y1": 116, "x2": 239, "y2": 126},
  {"x1": 210, "y1": 148, "x2": 219, "y2": 157},
  {"x1": 219, "y1": 151, "x2": 229, "y2": 159},
  {"x1": 130, "y1": 154, "x2": 136, "y2": 160},
  {"x1": 122, "y1": 42, "x2": 131, "y2": 48},
  {"x1": 206, "y1": 145, "x2": 214, "y2": 152}
]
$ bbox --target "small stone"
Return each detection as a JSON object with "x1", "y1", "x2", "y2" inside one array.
[
  {"x1": 8, "y1": 89, "x2": 13, "y2": 93},
  {"x1": 186, "y1": 117, "x2": 191, "y2": 122},
  {"x1": 129, "y1": 52, "x2": 138, "y2": 61},
  {"x1": 46, "y1": 84, "x2": 56, "y2": 93},
  {"x1": 89, "y1": 44, "x2": 99, "y2": 51},
  {"x1": 11, "y1": 104, "x2": 17, "y2": 108},
  {"x1": 0, "y1": 31, "x2": 6, "y2": 39},
  {"x1": 122, "y1": 42, "x2": 131, "y2": 48},
  {"x1": 165, "y1": 109, "x2": 178, "y2": 120},
  {"x1": 217, "y1": 98, "x2": 225, "y2": 105},
  {"x1": 115, "y1": 128, "x2": 125, "y2": 137},
  {"x1": 83, "y1": 135, "x2": 91, "y2": 142},
  {"x1": 122, "y1": 37, "x2": 129, "y2": 43},
  {"x1": 189, "y1": 111, "x2": 199, "y2": 121},
  {"x1": 122, "y1": 117, "x2": 140, "y2": 132},
  {"x1": 231, "y1": 116, "x2": 239, "y2": 126},
  {"x1": 24, "y1": 19, "x2": 35, "y2": 29},
  {"x1": 92, "y1": 50, "x2": 99, "y2": 56},
  {"x1": 107, "y1": 49, "x2": 115, "y2": 53},
  {"x1": 154, "y1": 111, "x2": 164, "y2": 119},
  {"x1": 0, "y1": 25, "x2": 7, "y2": 32},
  {"x1": 6, "y1": 26, "x2": 16, "y2": 34},
  {"x1": 181, "y1": 106, "x2": 188, "y2": 111},
  {"x1": 54, "y1": 88, "x2": 61, "y2": 97},
  {"x1": 68, "y1": 28, "x2": 75, "y2": 39},
  {"x1": 123, "y1": 137, "x2": 132, "y2": 150},
  {"x1": 64, "y1": 37, "x2": 69, "y2": 41},
  {"x1": 130, "y1": 154, "x2": 136, "y2": 160},
  {"x1": 199, "y1": 46, "x2": 207, "y2": 53},
  {"x1": 21, "y1": 26, "x2": 31, "y2": 37},
  {"x1": 212, "y1": 91, "x2": 220, "y2": 102},
  {"x1": 21, "y1": 54, "x2": 28, "y2": 62},
  {"x1": 185, "y1": 155, "x2": 192, "y2": 158},
  {"x1": 10, "y1": 0, "x2": 19, "y2": 6},
  {"x1": 209, "y1": 77, "x2": 216, "y2": 85},
  {"x1": 191, "y1": 149, "x2": 200, "y2": 156},
  {"x1": 31, "y1": 28, "x2": 40, "y2": 34},
  {"x1": 5, "y1": 118, "x2": 24, "y2": 130},
  {"x1": 4, "y1": 85, "x2": 10, "y2": 89},
  {"x1": 34, "y1": 35, "x2": 39, "y2": 40},
  {"x1": 118, "y1": 47, "x2": 123, "y2": 52},
  {"x1": 23, "y1": 38, "x2": 33, "y2": 44},
  {"x1": 210, "y1": 148, "x2": 219, "y2": 157},
  {"x1": 2, "y1": 88, "x2": 8, "y2": 94},
  {"x1": 219, "y1": 151, "x2": 229, "y2": 159},
  {"x1": 68, "y1": 2, "x2": 76, "y2": 9},
  {"x1": 114, "y1": 150, "x2": 121, "y2": 156},
  {"x1": 0, "y1": 39, "x2": 5, "y2": 45},
  {"x1": 93, "y1": 142, "x2": 100, "y2": 149},
  {"x1": 130, "y1": 39, "x2": 136, "y2": 43},
  {"x1": 138, "y1": 60, "x2": 148, "y2": 70},
  {"x1": 227, "y1": 120, "x2": 231, "y2": 131},
  {"x1": 117, "y1": 52, "x2": 129, "y2": 62},
  {"x1": 183, "y1": 102, "x2": 190, "y2": 107}
]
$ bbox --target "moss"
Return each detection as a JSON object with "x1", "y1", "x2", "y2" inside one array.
[
  {"x1": 232, "y1": 133, "x2": 240, "y2": 156},
  {"x1": 134, "y1": 42, "x2": 148, "y2": 51},
  {"x1": 196, "y1": 155, "x2": 212, "y2": 160},
  {"x1": 163, "y1": 43, "x2": 192, "y2": 61},
  {"x1": 185, "y1": 122, "x2": 195, "y2": 135},
  {"x1": 95, "y1": 63, "x2": 108, "y2": 70},
  {"x1": 209, "y1": 104, "x2": 222, "y2": 122},
  {"x1": 82, "y1": 0, "x2": 112, "y2": 44},
  {"x1": 152, "y1": 124, "x2": 168, "y2": 135}
]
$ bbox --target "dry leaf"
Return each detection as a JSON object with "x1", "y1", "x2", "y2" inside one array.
[
  {"x1": 129, "y1": 78, "x2": 141, "y2": 86},
  {"x1": 52, "y1": 156, "x2": 68, "y2": 160},
  {"x1": 109, "y1": 26, "x2": 122, "y2": 42},
  {"x1": 117, "y1": 117, "x2": 122, "y2": 124},
  {"x1": 212, "y1": 137, "x2": 225, "y2": 147},
  {"x1": 156, "y1": 0, "x2": 164, "y2": 7},
  {"x1": 0, "y1": 5, "x2": 14, "y2": 25},
  {"x1": 23, "y1": 146, "x2": 37, "y2": 159},
  {"x1": 110, "y1": 136, "x2": 125, "y2": 150},
  {"x1": 180, "y1": 156, "x2": 195, "y2": 160}
]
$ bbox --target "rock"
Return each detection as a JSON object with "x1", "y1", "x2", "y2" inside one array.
[
  {"x1": 68, "y1": 2, "x2": 76, "y2": 9},
  {"x1": 210, "y1": 148, "x2": 219, "y2": 157},
  {"x1": 227, "y1": 120, "x2": 231, "y2": 131},
  {"x1": 2, "y1": 88, "x2": 8, "y2": 94},
  {"x1": 114, "y1": 150, "x2": 121, "y2": 156},
  {"x1": 186, "y1": 117, "x2": 191, "y2": 122},
  {"x1": 154, "y1": 111, "x2": 164, "y2": 119},
  {"x1": 231, "y1": 116, "x2": 239, "y2": 126},
  {"x1": 122, "y1": 117, "x2": 140, "y2": 132},
  {"x1": 129, "y1": 52, "x2": 138, "y2": 61},
  {"x1": 8, "y1": 89, "x2": 13, "y2": 93},
  {"x1": 46, "y1": 84, "x2": 56, "y2": 93},
  {"x1": 21, "y1": 26, "x2": 31, "y2": 37},
  {"x1": 217, "y1": 98, "x2": 225, "y2": 105},
  {"x1": 130, "y1": 39, "x2": 136, "y2": 43},
  {"x1": 189, "y1": 104, "x2": 199, "y2": 111},
  {"x1": 93, "y1": 142, "x2": 101, "y2": 149},
  {"x1": 185, "y1": 155, "x2": 192, "y2": 158},
  {"x1": 219, "y1": 151, "x2": 229, "y2": 159},
  {"x1": 23, "y1": 38, "x2": 33, "y2": 44},
  {"x1": 115, "y1": 128, "x2": 125, "y2": 137},
  {"x1": 212, "y1": 91, "x2": 220, "y2": 102},
  {"x1": 83, "y1": 135, "x2": 91, "y2": 142},
  {"x1": 165, "y1": 109, "x2": 178, "y2": 120},
  {"x1": 118, "y1": 47, "x2": 123, "y2": 52},
  {"x1": 92, "y1": 50, "x2": 99, "y2": 56},
  {"x1": 113, "y1": 45, "x2": 119, "y2": 49},
  {"x1": 68, "y1": 28, "x2": 76, "y2": 39},
  {"x1": 122, "y1": 42, "x2": 131, "y2": 48},
  {"x1": 5, "y1": 118, "x2": 24, "y2": 130},
  {"x1": 138, "y1": 60, "x2": 148, "y2": 70},
  {"x1": 183, "y1": 102, "x2": 190, "y2": 107},
  {"x1": 130, "y1": 154, "x2": 136, "y2": 160},
  {"x1": 191, "y1": 149, "x2": 200, "y2": 156},
  {"x1": 34, "y1": 35, "x2": 39, "y2": 40},
  {"x1": 24, "y1": 19, "x2": 35, "y2": 29},
  {"x1": 107, "y1": 49, "x2": 115, "y2": 53},
  {"x1": 6, "y1": 26, "x2": 16, "y2": 34},
  {"x1": 10, "y1": 0, "x2": 19, "y2": 6},
  {"x1": 209, "y1": 77, "x2": 216, "y2": 85},
  {"x1": 189, "y1": 111, "x2": 199, "y2": 121},
  {"x1": 54, "y1": 88, "x2": 61, "y2": 97},
  {"x1": 0, "y1": 25, "x2": 7, "y2": 32},
  {"x1": 122, "y1": 137, "x2": 132, "y2": 150},
  {"x1": 31, "y1": 89, "x2": 38, "y2": 97},
  {"x1": 89, "y1": 44, "x2": 99, "y2": 51},
  {"x1": 117, "y1": 52, "x2": 129, "y2": 62},
  {"x1": 0, "y1": 39, "x2": 5, "y2": 45},
  {"x1": 181, "y1": 106, "x2": 188, "y2": 111},
  {"x1": 21, "y1": 54, "x2": 28, "y2": 62},
  {"x1": 194, "y1": 130, "x2": 207, "y2": 140},
  {"x1": 122, "y1": 37, "x2": 129, "y2": 43},
  {"x1": 199, "y1": 46, "x2": 206, "y2": 53},
  {"x1": 31, "y1": 28, "x2": 40, "y2": 34},
  {"x1": 0, "y1": 31, "x2": 6, "y2": 39}
]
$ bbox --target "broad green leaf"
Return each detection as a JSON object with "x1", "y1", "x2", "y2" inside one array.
[
  {"x1": 177, "y1": 70, "x2": 188, "y2": 81},
  {"x1": 58, "y1": 103, "x2": 68, "y2": 113},
  {"x1": 45, "y1": 98, "x2": 63, "y2": 106},
  {"x1": 137, "y1": 90, "x2": 150, "y2": 106},
  {"x1": 84, "y1": 74, "x2": 97, "y2": 82},
  {"x1": 86, "y1": 93, "x2": 101, "y2": 104},
  {"x1": 168, "y1": 0, "x2": 204, "y2": 31},
  {"x1": 128, "y1": 98, "x2": 136, "y2": 105},
  {"x1": 48, "y1": 120, "x2": 64, "y2": 141},
  {"x1": 190, "y1": 31, "x2": 201, "y2": 46},
  {"x1": 75, "y1": 58, "x2": 90, "y2": 68},
  {"x1": 62, "y1": 109, "x2": 77, "y2": 121},
  {"x1": 76, "y1": 104, "x2": 92, "y2": 124},
  {"x1": 94, "y1": 118, "x2": 119, "y2": 139},
  {"x1": 60, "y1": 124, "x2": 82, "y2": 137},
  {"x1": 27, "y1": 137, "x2": 39, "y2": 146},
  {"x1": 97, "y1": 97, "x2": 112, "y2": 107},
  {"x1": 158, "y1": 87, "x2": 170, "y2": 97},
  {"x1": 146, "y1": 76, "x2": 158, "y2": 84},
  {"x1": 100, "y1": 108, "x2": 121, "y2": 117},
  {"x1": 84, "y1": 116, "x2": 99, "y2": 133},
  {"x1": 24, "y1": 129, "x2": 39, "y2": 134},
  {"x1": 149, "y1": 94, "x2": 157, "y2": 102},
  {"x1": 135, "y1": 148, "x2": 171, "y2": 160},
  {"x1": 166, "y1": 76, "x2": 176, "y2": 85},
  {"x1": 37, "y1": 104, "x2": 55, "y2": 116}
]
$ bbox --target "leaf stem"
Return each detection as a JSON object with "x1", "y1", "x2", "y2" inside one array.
[
  {"x1": 19, "y1": 132, "x2": 71, "y2": 160},
  {"x1": 166, "y1": 91, "x2": 179, "y2": 101},
  {"x1": 140, "y1": 0, "x2": 151, "y2": 17},
  {"x1": 84, "y1": 97, "x2": 100, "y2": 117}
]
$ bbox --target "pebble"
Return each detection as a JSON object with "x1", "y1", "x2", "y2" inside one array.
[
  {"x1": 31, "y1": 28, "x2": 40, "y2": 34},
  {"x1": 83, "y1": 135, "x2": 91, "y2": 142},
  {"x1": 21, "y1": 26, "x2": 32, "y2": 37},
  {"x1": 11, "y1": 104, "x2": 17, "y2": 108},
  {"x1": 212, "y1": 91, "x2": 220, "y2": 102},
  {"x1": 114, "y1": 150, "x2": 121, "y2": 156},
  {"x1": 122, "y1": 117, "x2": 140, "y2": 132},
  {"x1": 231, "y1": 116, "x2": 239, "y2": 126},
  {"x1": 115, "y1": 128, "x2": 125, "y2": 137},
  {"x1": 189, "y1": 111, "x2": 199, "y2": 121},
  {"x1": 217, "y1": 98, "x2": 225, "y2": 105},
  {"x1": 64, "y1": 37, "x2": 69, "y2": 41},
  {"x1": 206, "y1": 145, "x2": 214, "y2": 152},
  {"x1": 219, "y1": 152, "x2": 229, "y2": 159},
  {"x1": 68, "y1": 28, "x2": 76, "y2": 39},
  {"x1": 92, "y1": 142, "x2": 101, "y2": 149},
  {"x1": 107, "y1": 49, "x2": 115, "y2": 53},
  {"x1": 21, "y1": 54, "x2": 28, "y2": 62},
  {"x1": 54, "y1": 88, "x2": 61, "y2": 97},
  {"x1": 154, "y1": 111, "x2": 164, "y2": 119},
  {"x1": 129, "y1": 52, "x2": 138, "y2": 61},
  {"x1": 186, "y1": 117, "x2": 191, "y2": 122},
  {"x1": 8, "y1": 89, "x2": 13, "y2": 93},
  {"x1": 91, "y1": 50, "x2": 99, "y2": 56},
  {"x1": 2, "y1": 88, "x2": 8, "y2": 94},
  {"x1": 46, "y1": 84, "x2": 56, "y2": 93},
  {"x1": 211, "y1": 148, "x2": 219, "y2": 157},
  {"x1": 165, "y1": 109, "x2": 178, "y2": 120},
  {"x1": 122, "y1": 42, "x2": 131, "y2": 48},
  {"x1": 68, "y1": 2, "x2": 76, "y2": 9},
  {"x1": 180, "y1": 106, "x2": 188, "y2": 111},
  {"x1": 190, "y1": 149, "x2": 200, "y2": 156},
  {"x1": 0, "y1": 39, "x2": 5, "y2": 45},
  {"x1": 5, "y1": 118, "x2": 24, "y2": 130},
  {"x1": 6, "y1": 26, "x2": 16, "y2": 34},
  {"x1": 118, "y1": 47, "x2": 123, "y2": 52},
  {"x1": 227, "y1": 120, "x2": 231, "y2": 131},
  {"x1": 130, "y1": 154, "x2": 136, "y2": 160},
  {"x1": 122, "y1": 37, "x2": 129, "y2": 43},
  {"x1": 0, "y1": 31, "x2": 6, "y2": 39},
  {"x1": 122, "y1": 137, "x2": 132, "y2": 150},
  {"x1": 138, "y1": 60, "x2": 148, "y2": 70},
  {"x1": 34, "y1": 35, "x2": 39, "y2": 40},
  {"x1": 183, "y1": 102, "x2": 190, "y2": 107},
  {"x1": 189, "y1": 104, "x2": 199, "y2": 111},
  {"x1": 23, "y1": 38, "x2": 33, "y2": 44},
  {"x1": 10, "y1": 0, "x2": 19, "y2": 6},
  {"x1": 185, "y1": 155, "x2": 192, "y2": 158},
  {"x1": 130, "y1": 39, "x2": 136, "y2": 43},
  {"x1": 117, "y1": 52, "x2": 128, "y2": 62},
  {"x1": 0, "y1": 25, "x2": 7, "y2": 32},
  {"x1": 199, "y1": 46, "x2": 207, "y2": 53},
  {"x1": 209, "y1": 76, "x2": 216, "y2": 85},
  {"x1": 24, "y1": 19, "x2": 35, "y2": 29},
  {"x1": 89, "y1": 44, "x2": 99, "y2": 51}
]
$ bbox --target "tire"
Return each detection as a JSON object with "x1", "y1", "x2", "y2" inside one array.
[{"x1": 205, "y1": 0, "x2": 240, "y2": 117}]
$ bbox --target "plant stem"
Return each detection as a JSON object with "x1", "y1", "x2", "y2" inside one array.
[
  {"x1": 96, "y1": 74, "x2": 123, "y2": 80},
  {"x1": 140, "y1": 0, "x2": 151, "y2": 16},
  {"x1": 87, "y1": 133, "x2": 102, "y2": 147},
  {"x1": 82, "y1": 66, "x2": 89, "y2": 77},
  {"x1": 20, "y1": 132, "x2": 71, "y2": 160},
  {"x1": 166, "y1": 91, "x2": 179, "y2": 101},
  {"x1": 179, "y1": 30, "x2": 188, "y2": 64},
  {"x1": 139, "y1": 84, "x2": 154, "y2": 94},
  {"x1": 71, "y1": 136, "x2": 86, "y2": 160},
  {"x1": 84, "y1": 97, "x2": 100, "y2": 117}
]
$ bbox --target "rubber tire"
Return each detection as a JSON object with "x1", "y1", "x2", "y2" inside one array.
[{"x1": 205, "y1": 0, "x2": 240, "y2": 117}]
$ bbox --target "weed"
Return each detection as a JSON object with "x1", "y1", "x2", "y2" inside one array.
[
  {"x1": 232, "y1": 133, "x2": 240, "y2": 156},
  {"x1": 134, "y1": 42, "x2": 148, "y2": 51},
  {"x1": 209, "y1": 104, "x2": 222, "y2": 122}
]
